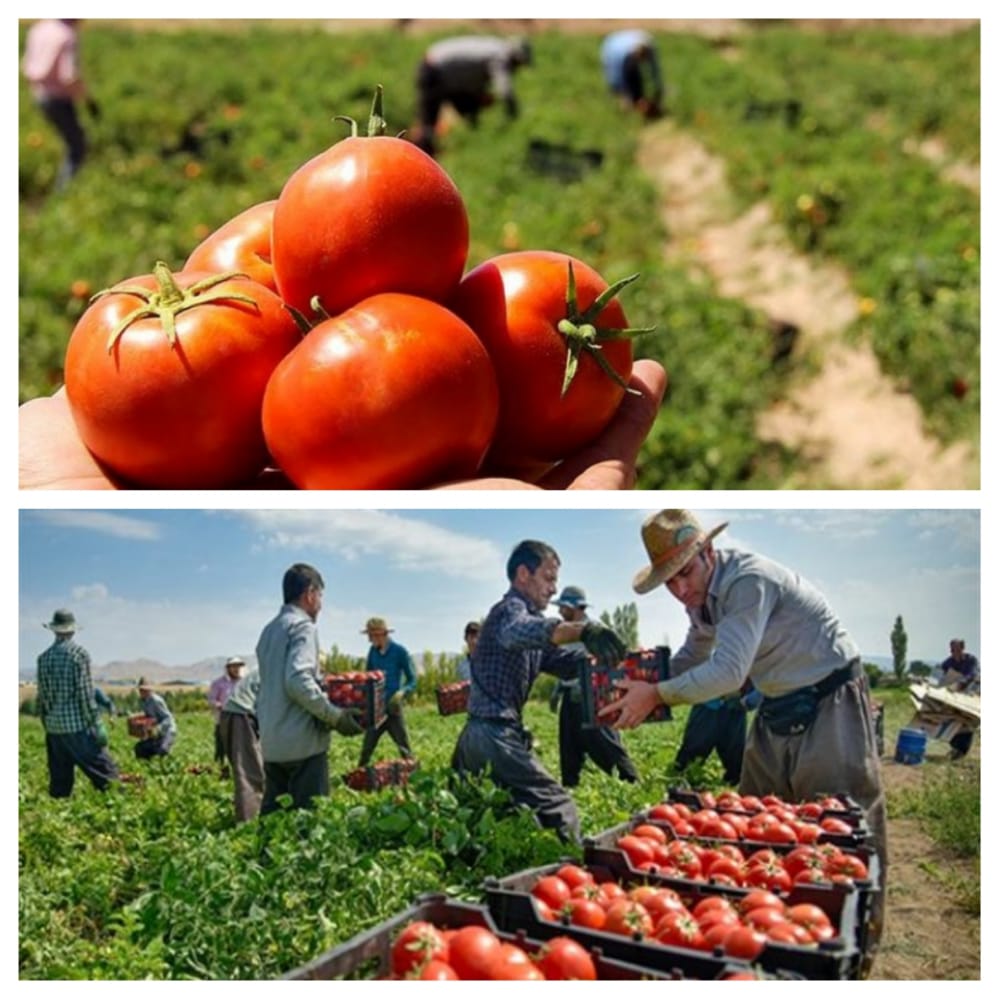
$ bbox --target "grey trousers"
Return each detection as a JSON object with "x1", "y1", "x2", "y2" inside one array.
[
  {"x1": 452, "y1": 717, "x2": 580, "y2": 843},
  {"x1": 220, "y1": 710, "x2": 264, "y2": 822},
  {"x1": 741, "y1": 673, "x2": 886, "y2": 975}
]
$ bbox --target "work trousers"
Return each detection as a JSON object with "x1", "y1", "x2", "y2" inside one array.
[
  {"x1": 261, "y1": 752, "x2": 329, "y2": 815},
  {"x1": 674, "y1": 700, "x2": 748, "y2": 785},
  {"x1": 45, "y1": 730, "x2": 119, "y2": 798},
  {"x1": 220, "y1": 710, "x2": 264, "y2": 822},
  {"x1": 557, "y1": 693, "x2": 639, "y2": 787},
  {"x1": 38, "y1": 96, "x2": 86, "y2": 187},
  {"x1": 358, "y1": 709, "x2": 413, "y2": 767}
]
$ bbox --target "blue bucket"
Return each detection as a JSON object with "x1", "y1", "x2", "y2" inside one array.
[{"x1": 895, "y1": 727, "x2": 928, "y2": 765}]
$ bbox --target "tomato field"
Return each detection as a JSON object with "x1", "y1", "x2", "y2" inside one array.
[
  {"x1": 18, "y1": 680, "x2": 979, "y2": 979},
  {"x1": 18, "y1": 20, "x2": 980, "y2": 488}
]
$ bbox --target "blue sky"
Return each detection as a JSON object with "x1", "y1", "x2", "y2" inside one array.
[{"x1": 18, "y1": 507, "x2": 980, "y2": 675}]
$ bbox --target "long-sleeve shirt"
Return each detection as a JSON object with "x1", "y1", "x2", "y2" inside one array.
[
  {"x1": 207, "y1": 673, "x2": 238, "y2": 721},
  {"x1": 424, "y1": 36, "x2": 523, "y2": 104},
  {"x1": 659, "y1": 549, "x2": 860, "y2": 704},
  {"x1": 600, "y1": 29, "x2": 663, "y2": 99},
  {"x1": 469, "y1": 587, "x2": 585, "y2": 722},
  {"x1": 223, "y1": 669, "x2": 260, "y2": 717},
  {"x1": 37, "y1": 636, "x2": 99, "y2": 735},
  {"x1": 22, "y1": 20, "x2": 85, "y2": 102},
  {"x1": 255, "y1": 603, "x2": 343, "y2": 763},
  {"x1": 366, "y1": 641, "x2": 416, "y2": 700},
  {"x1": 140, "y1": 692, "x2": 177, "y2": 738}
]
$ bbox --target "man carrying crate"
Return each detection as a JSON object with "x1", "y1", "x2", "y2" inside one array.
[{"x1": 357, "y1": 617, "x2": 417, "y2": 767}]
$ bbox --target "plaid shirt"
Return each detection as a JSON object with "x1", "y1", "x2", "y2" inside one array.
[
  {"x1": 468, "y1": 587, "x2": 585, "y2": 722},
  {"x1": 37, "y1": 636, "x2": 99, "y2": 735}
]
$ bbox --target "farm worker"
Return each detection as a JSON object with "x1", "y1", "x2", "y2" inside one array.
[
  {"x1": 451, "y1": 539, "x2": 628, "y2": 843},
  {"x1": 93, "y1": 686, "x2": 117, "y2": 719},
  {"x1": 456, "y1": 621, "x2": 481, "y2": 682},
  {"x1": 219, "y1": 667, "x2": 264, "y2": 822},
  {"x1": 207, "y1": 656, "x2": 245, "y2": 777},
  {"x1": 255, "y1": 563, "x2": 363, "y2": 815},
  {"x1": 134, "y1": 678, "x2": 178, "y2": 759},
  {"x1": 549, "y1": 585, "x2": 639, "y2": 788},
  {"x1": 672, "y1": 679, "x2": 762, "y2": 786},
  {"x1": 36, "y1": 608, "x2": 119, "y2": 797},
  {"x1": 413, "y1": 35, "x2": 532, "y2": 156},
  {"x1": 601, "y1": 510, "x2": 887, "y2": 973},
  {"x1": 357, "y1": 617, "x2": 417, "y2": 766},
  {"x1": 600, "y1": 29, "x2": 664, "y2": 120},
  {"x1": 21, "y1": 19, "x2": 98, "y2": 189},
  {"x1": 940, "y1": 638, "x2": 980, "y2": 759}
]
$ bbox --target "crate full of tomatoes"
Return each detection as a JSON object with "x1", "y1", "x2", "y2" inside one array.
[
  {"x1": 579, "y1": 646, "x2": 672, "y2": 729},
  {"x1": 435, "y1": 680, "x2": 471, "y2": 716},
  {"x1": 127, "y1": 713, "x2": 156, "y2": 739},
  {"x1": 343, "y1": 758, "x2": 419, "y2": 792},
  {"x1": 325, "y1": 670, "x2": 386, "y2": 729}
]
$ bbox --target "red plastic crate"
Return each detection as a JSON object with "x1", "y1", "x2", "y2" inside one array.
[
  {"x1": 435, "y1": 680, "x2": 470, "y2": 716},
  {"x1": 325, "y1": 670, "x2": 386, "y2": 729},
  {"x1": 579, "y1": 646, "x2": 671, "y2": 728}
]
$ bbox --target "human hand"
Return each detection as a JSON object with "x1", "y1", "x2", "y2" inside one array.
[
  {"x1": 332, "y1": 708, "x2": 364, "y2": 737},
  {"x1": 597, "y1": 679, "x2": 662, "y2": 729},
  {"x1": 580, "y1": 623, "x2": 627, "y2": 668},
  {"x1": 388, "y1": 691, "x2": 405, "y2": 716}
]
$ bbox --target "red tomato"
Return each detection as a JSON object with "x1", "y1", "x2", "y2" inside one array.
[
  {"x1": 489, "y1": 943, "x2": 544, "y2": 980},
  {"x1": 603, "y1": 900, "x2": 654, "y2": 937},
  {"x1": 555, "y1": 863, "x2": 595, "y2": 890},
  {"x1": 531, "y1": 875, "x2": 571, "y2": 912},
  {"x1": 271, "y1": 94, "x2": 469, "y2": 321},
  {"x1": 706, "y1": 857, "x2": 744, "y2": 883},
  {"x1": 654, "y1": 911, "x2": 709, "y2": 951},
  {"x1": 262, "y1": 293, "x2": 499, "y2": 488},
  {"x1": 417, "y1": 960, "x2": 459, "y2": 980},
  {"x1": 616, "y1": 834, "x2": 656, "y2": 868},
  {"x1": 722, "y1": 925, "x2": 768, "y2": 961},
  {"x1": 785, "y1": 903, "x2": 834, "y2": 936},
  {"x1": 534, "y1": 936, "x2": 597, "y2": 981},
  {"x1": 185, "y1": 200, "x2": 278, "y2": 292},
  {"x1": 798, "y1": 801, "x2": 825, "y2": 821},
  {"x1": 738, "y1": 889, "x2": 785, "y2": 915},
  {"x1": 632, "y1": 823, "x2": 668, "y2": 844},
  {"x1": 742, "y1": 860, "x2": 792, "y2": 894},
  {"x1": 743, "y1": 906, "x2": 791, "y2": 932},
  {"x1": 449, "y1": 250, "x2": 641, "y2": 477},
  {"x1": 446, "y1": 926, "x2": 503, "y2": 980},
  {"x1": 64, "y1": 263, "x2": 302, "y2": 488},
  {"x1": 820, "y1": 816, "x2": 855, "y2": 836},
  {"x1": 564, "y1": 897, "x2": 607, "y2": 930},
  {"x1": 596, "y1": 881, "x2": 628, "y2": 908},
  {"x1": 647, "y1": 803, "x2": 680, "y2": 824},
  {"x1": 391, "y1": 920, "x2": 449, "y2": 976},
  {"x1": 826, "y1": 853, "x2": 869, "y2": 880}
]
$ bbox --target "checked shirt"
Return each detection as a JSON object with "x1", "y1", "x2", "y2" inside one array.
[{"x1": 37, "y1": 636, "x2": 99, "y2": 735}]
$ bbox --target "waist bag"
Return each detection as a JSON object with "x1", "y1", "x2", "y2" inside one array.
[{"x1": 759, "y1": 659, "x2": 861, "y2": 736}]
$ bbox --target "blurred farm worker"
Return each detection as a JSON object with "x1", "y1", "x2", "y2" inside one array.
[
  {"x1": 451, "y1": 540, "x2": 628, "y2": 843},
  {"x1": 600, "y1": 29, "x2": 664, "y2": 120},
  {"x1": 208, "y1": 656, "x2": 245, "y2": 776},
  {"x1": 358, "y1": 617, "x2": 417, "y2": 766},
  {"x1": 36, "y1": 608, "x2": 119, "y2": 798},
  {"x1": 940, "y1": 638, "x2": 980, "y2": 759},
  {"x1": 456, "y1": 620, "x2": 481, "y2": 681},
  {"x1": 256, "y1": 563, "x2": 363, "y2": 815},
  {"x1": 673, "y1": 679, "x2": 762, "y2": 785},
  {"x1": 93, "y1": 686, "x2": 117, "y2": 718},
  {"x1": 549, "y1": 585, "x2": 639, "y2": 788},
  {"x1": 219, "y1": 667, "x2": 264, "y2": 822},
  {"x1": 413, "y1": 34, "x2": 532, "y2": 156},
  {"x1": 134, "y1": 678, "x2": 178, "y2": 759},
  {"x1": 21, "y1": 19, "x2": 98, "y2": 189},
  {"x1": 602, "y1": 509, "x2": 887, "y2": 972}
]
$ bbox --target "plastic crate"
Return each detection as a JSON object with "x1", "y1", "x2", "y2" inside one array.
[
  {"x1": 342, "y1": 758, "x2": 419, "y2": 792},
  {"x1": 324, "y1": 671, "x2": 386, "y2": 729},
  {"x1": 435, "y1": 680, "x2": 470, "y2": 716},
  {"x1": 485, "y1": 859, "x2": 861, "y2": 980},
  {"x1": 579, "y1": 646, "x2": 672, "y2": 729},
  {"x1": 667, "y1": 786, "x2": 865, "y2": 822},
  {"x1": 284, "y1": 893, "x2": 685, "y2": 980},
  {"x1": 127, "y1": 713, "x2": 156, "y2": 739}
]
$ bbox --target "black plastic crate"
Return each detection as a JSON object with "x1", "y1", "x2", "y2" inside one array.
[
  {"x1": 579, "y1": 646, "x2": 672, "y2": 729},
  {"x1": 435, "y1": 680, "x2": 470, "y2": 716},
  {"x1": 285, "y1": 893, "x2": 684, "y2": 980},
  {"x1": 666, "y1": 786, "x2": 865, "y2": 823},
  {"x1": 324, "y1": 670, "x2": 386, "y2": 729},
  {"x1": 342, "y1": 758, "x2": 419, "y2": 792}
]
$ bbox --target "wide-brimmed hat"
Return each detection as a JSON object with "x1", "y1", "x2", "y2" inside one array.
[
  {"x1": 362, "y1": 616, "x2": 393, "y2": 634},
  {"x1": 44, "y1": 609, "x2": 78, "y2": 634},
  {"x1": 554, "y1": 586, "x2": 588, "y2": 609},
  {"x1": 225, "y1": 656, "x2": 246, "y2": 668},
  {"x1": 632, "y1": 510, "x2": 728, "y2": 595}
]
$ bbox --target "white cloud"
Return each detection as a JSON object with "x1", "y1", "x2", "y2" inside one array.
[
  {"x1": 30, "y1": 510, "x2": 162, "y2": 541},
  {"x1": 71, "y1": 583, "x2": 109, "y2": 601}
]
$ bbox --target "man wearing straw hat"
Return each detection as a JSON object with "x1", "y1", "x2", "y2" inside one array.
[
  {"x1": 357, "y1": 616, "x2": 417, "y2": 767},
  {"x1": 601, "y1": 510, "x2": 886, "y2": 971},
  {"x1": 36, "y1": 608, "x2": 119, "y2": 798}
]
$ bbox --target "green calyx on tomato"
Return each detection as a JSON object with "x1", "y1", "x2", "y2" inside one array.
[
  {"x1": 556, "y1": 262, "x2": 656, "y2": 398},
  {"x1": 334, "y1": 83, "x2": 394, "y2": 140},
  {"x1": 95, "y1": 261, "x2": 257, "y2": 352}
]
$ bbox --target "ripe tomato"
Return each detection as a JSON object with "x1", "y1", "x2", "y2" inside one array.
[
  {"x1": 603, "y1": 899, "x2": 654, "y2": 938},
  {"x1": 820, "y1": 816, "x2": 855, "y2": 836},
  {"x1": 446, "y1": 926, "x2": 503, "y2": 980},
  {"x1": 826, "y1": 853, "x2": 869, "y2": 880},
  {"x1": 449, "y1": 250, "x2": 645, "y2": 478},
  {"x1": 632, "y1": 823, "x2": 668, "y2": 845},
  {"x1": 185, "y1": 200, "x2": 278, "y2": 293},
  {"x1": 738, "y1": 889, "x2": 785, "y2": 915},
  {"x1": 262, "y1": 293, "x2": 499, "y2": 488},
  {"x1": 555, "y1": 863, "x2": 595, "y2": 890},
  {"x1": 531, "y1": 874, "x2": 572, "y2": 912},
  {"x1": 391, "y1": 920, "x2": 448, "y2": 976},
  {"x1": 616, "y1": 834, "x2": 656, "y2": 868},
  {"x1": 722, "y1": 925, "x2": 768, "y2": 961},
  {"x1": 654, "y1": 911, "x2": 709, "y2": 951},
  {"x1": 489, "y1": 943, "x2": 544, "y2": 980},
  {"x1": 785, "y1": 903, "x2": 834, "y2": 937},
  {"x1": 564, "y1": 897, "x2": 607, "y2": 930},
  {"x1": 743, "y1": 906, "x2": 791, "y2": 932},
  {"x1": 64, "y1": 263, "x2": 301, "y2": 488},
  {"x1": 271, "y1": 91, "x2": 468, "y2": 321},
  {"x1": 534, "y1": 936, "x2": 597, "y2": 981},
  {"x1": 417, "y1": 959, "x2": 459, "y2": 980},
  {"x1": 647, "y1": 803, "x2": 680, "y2": 824}
]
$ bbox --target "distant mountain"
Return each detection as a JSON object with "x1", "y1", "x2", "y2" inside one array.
[{"x1": 20, "y1": 654, "x2": 258, "y2": 686}]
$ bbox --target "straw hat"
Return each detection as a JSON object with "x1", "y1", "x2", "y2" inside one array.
[
  {"x1": 632, "y1": 510, "x2": 728, "y2": 595},
  {"x1": 44, "y1": 609, "x2": 78, "y2": 634},
  {"x1": 362, "y1": 617, "x2": 393, "y2": 634}
]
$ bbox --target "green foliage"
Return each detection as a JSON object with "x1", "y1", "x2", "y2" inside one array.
[
  {"x1": 599, "y1": 602, "x2": 640, "y2": 649},
  {"x1": 18, "y1": 22, "x2": 979, "y2": 487},
  {"x1": 890, "y1": 615, "x2": 908, "y2": 681},
  {"x1": 862, "y1": 662, "x2": 882, "y2": 689}
]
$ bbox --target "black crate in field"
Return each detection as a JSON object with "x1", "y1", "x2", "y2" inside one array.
[
  {"x1": 343, "y1": 758, "x2": 419, "y2": 792},
  {"x1": 435, "y1": 680, "x2": 470, "y2": 716},
  {"x1": 579, "y1": 646, "x2": 671, "y2": 728},
  {"x1": 324, "y1": 670, "x2": 386, "y2": 728}
]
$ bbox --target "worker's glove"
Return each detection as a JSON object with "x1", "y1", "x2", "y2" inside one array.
[
  {"x1": 332, "y1": 707, "x2": 364, "y2": 737},
  {"x1": 388, "y1": 691, "x2": 405, "y2": 716},
  {"x1": 86, "y1": 97, "x2": 101, "y2": 120},
  {"x1": 581, "y1": 622, "x2": 626, "y2": 668}
]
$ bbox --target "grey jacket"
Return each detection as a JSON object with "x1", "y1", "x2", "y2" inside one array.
[{"x1": 255, "y1": 604, "x2": 343, "y2": 763}]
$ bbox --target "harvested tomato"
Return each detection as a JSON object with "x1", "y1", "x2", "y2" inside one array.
[
  {"x1": 185, "y1": 200, "x2": 278, "y2": 293},
  {"x1": 449, "y1": 250, "x2": 652, "y2": 478},
  {"x1": 271, "y1": 88, "x2": 468, "y2": 321},
  {"x1": 654, "y1": 910, "x2": 709, "y2": 951},
  {"x1": 534, "y1": 936, "x2": 597, "y2": 981},
  {"x1": 722, "y1": 925, "x2": 768, "y2": 961},
  {"x1": 64, "y1": 262, "x2": 301, "y2": 488},
  {"x1": 489, "y1": 942, "x2": 543, "y2": 980},
  {"x1": 531, "y1": 874, "x2": 571, "y2": 911},
  {"x1": 391, "y1": 920, "x2": 449, "y2": 976},
  {"x1": 446, "y1": 926, "x2": 503, "y2": 980},
  {"x1": 564, "y1": 897, "x2": 607, "y2": 931},
  {"x1": 603, "y1": 899, "x2": 654, "y2": 938},
  {"x1": 417, "y1": 959, "x2": 459, "y2": 980},
  {"x1": 262, "y1": 293, "x2": 499, "y2": 488}
]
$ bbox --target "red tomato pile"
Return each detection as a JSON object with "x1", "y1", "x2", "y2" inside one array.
[
  {"x1": 435, "y1": 681, "x2": 471, "y2": 716},
  {"x1": 62, "y1": 88, "x2": 652, "y2": 489},
  {"x1": 126, "y1": 714, "x2": 156, "y2": 739},
  {"x1": 343, "y1": 757, "x2": 418, "y2": 792},
  {"x1": 386, "y1": 920, "x2": 598, "y2": 980},
  {"x1": 526, "y1": 866, "x2": 840, "y2": 961},
  {"x1": 325, "y1": 670, "x2": 385, "y2": 726},
  {"x1": 586, "y1": 649, "x2": 670, "y2": 725}
]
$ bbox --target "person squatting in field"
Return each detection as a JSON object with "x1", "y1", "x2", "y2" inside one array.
[
  {"x1": 36, "y1": 608, "x2": 119, "y2": 797},
  {"x1": 602, "y1": 509, "x2": 887, "y2": 974},
  {"x1": 451, "y1": 539, "x2": 629, "y2": 843},
  {"x1": 358, "y1": 616, "x2": 417, "y2": 766},
  {"x1": 134, "y1": 678, "x2": 178, "y2": 759},
  {"x1": 255, "y1": 563, "x2": 363, "y2": 814},
  {"x1": 600, "y1": 28, "x2": 664, "y2": 120}
]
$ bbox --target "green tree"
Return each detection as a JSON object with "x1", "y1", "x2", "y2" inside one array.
[
  {"x1": 601, "y1": 602, "x2": 640, "y2": 649},
  {"x1": 891, "y1": 615, "x2": 908, "y2": 681},
  {"x1": 909, "y1": 660, "x2": 933, "y2": 678}
]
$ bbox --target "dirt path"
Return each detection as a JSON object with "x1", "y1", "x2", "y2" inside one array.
[{"x1": 637, "y1": 122, "x2": 978, "y2": 489}]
